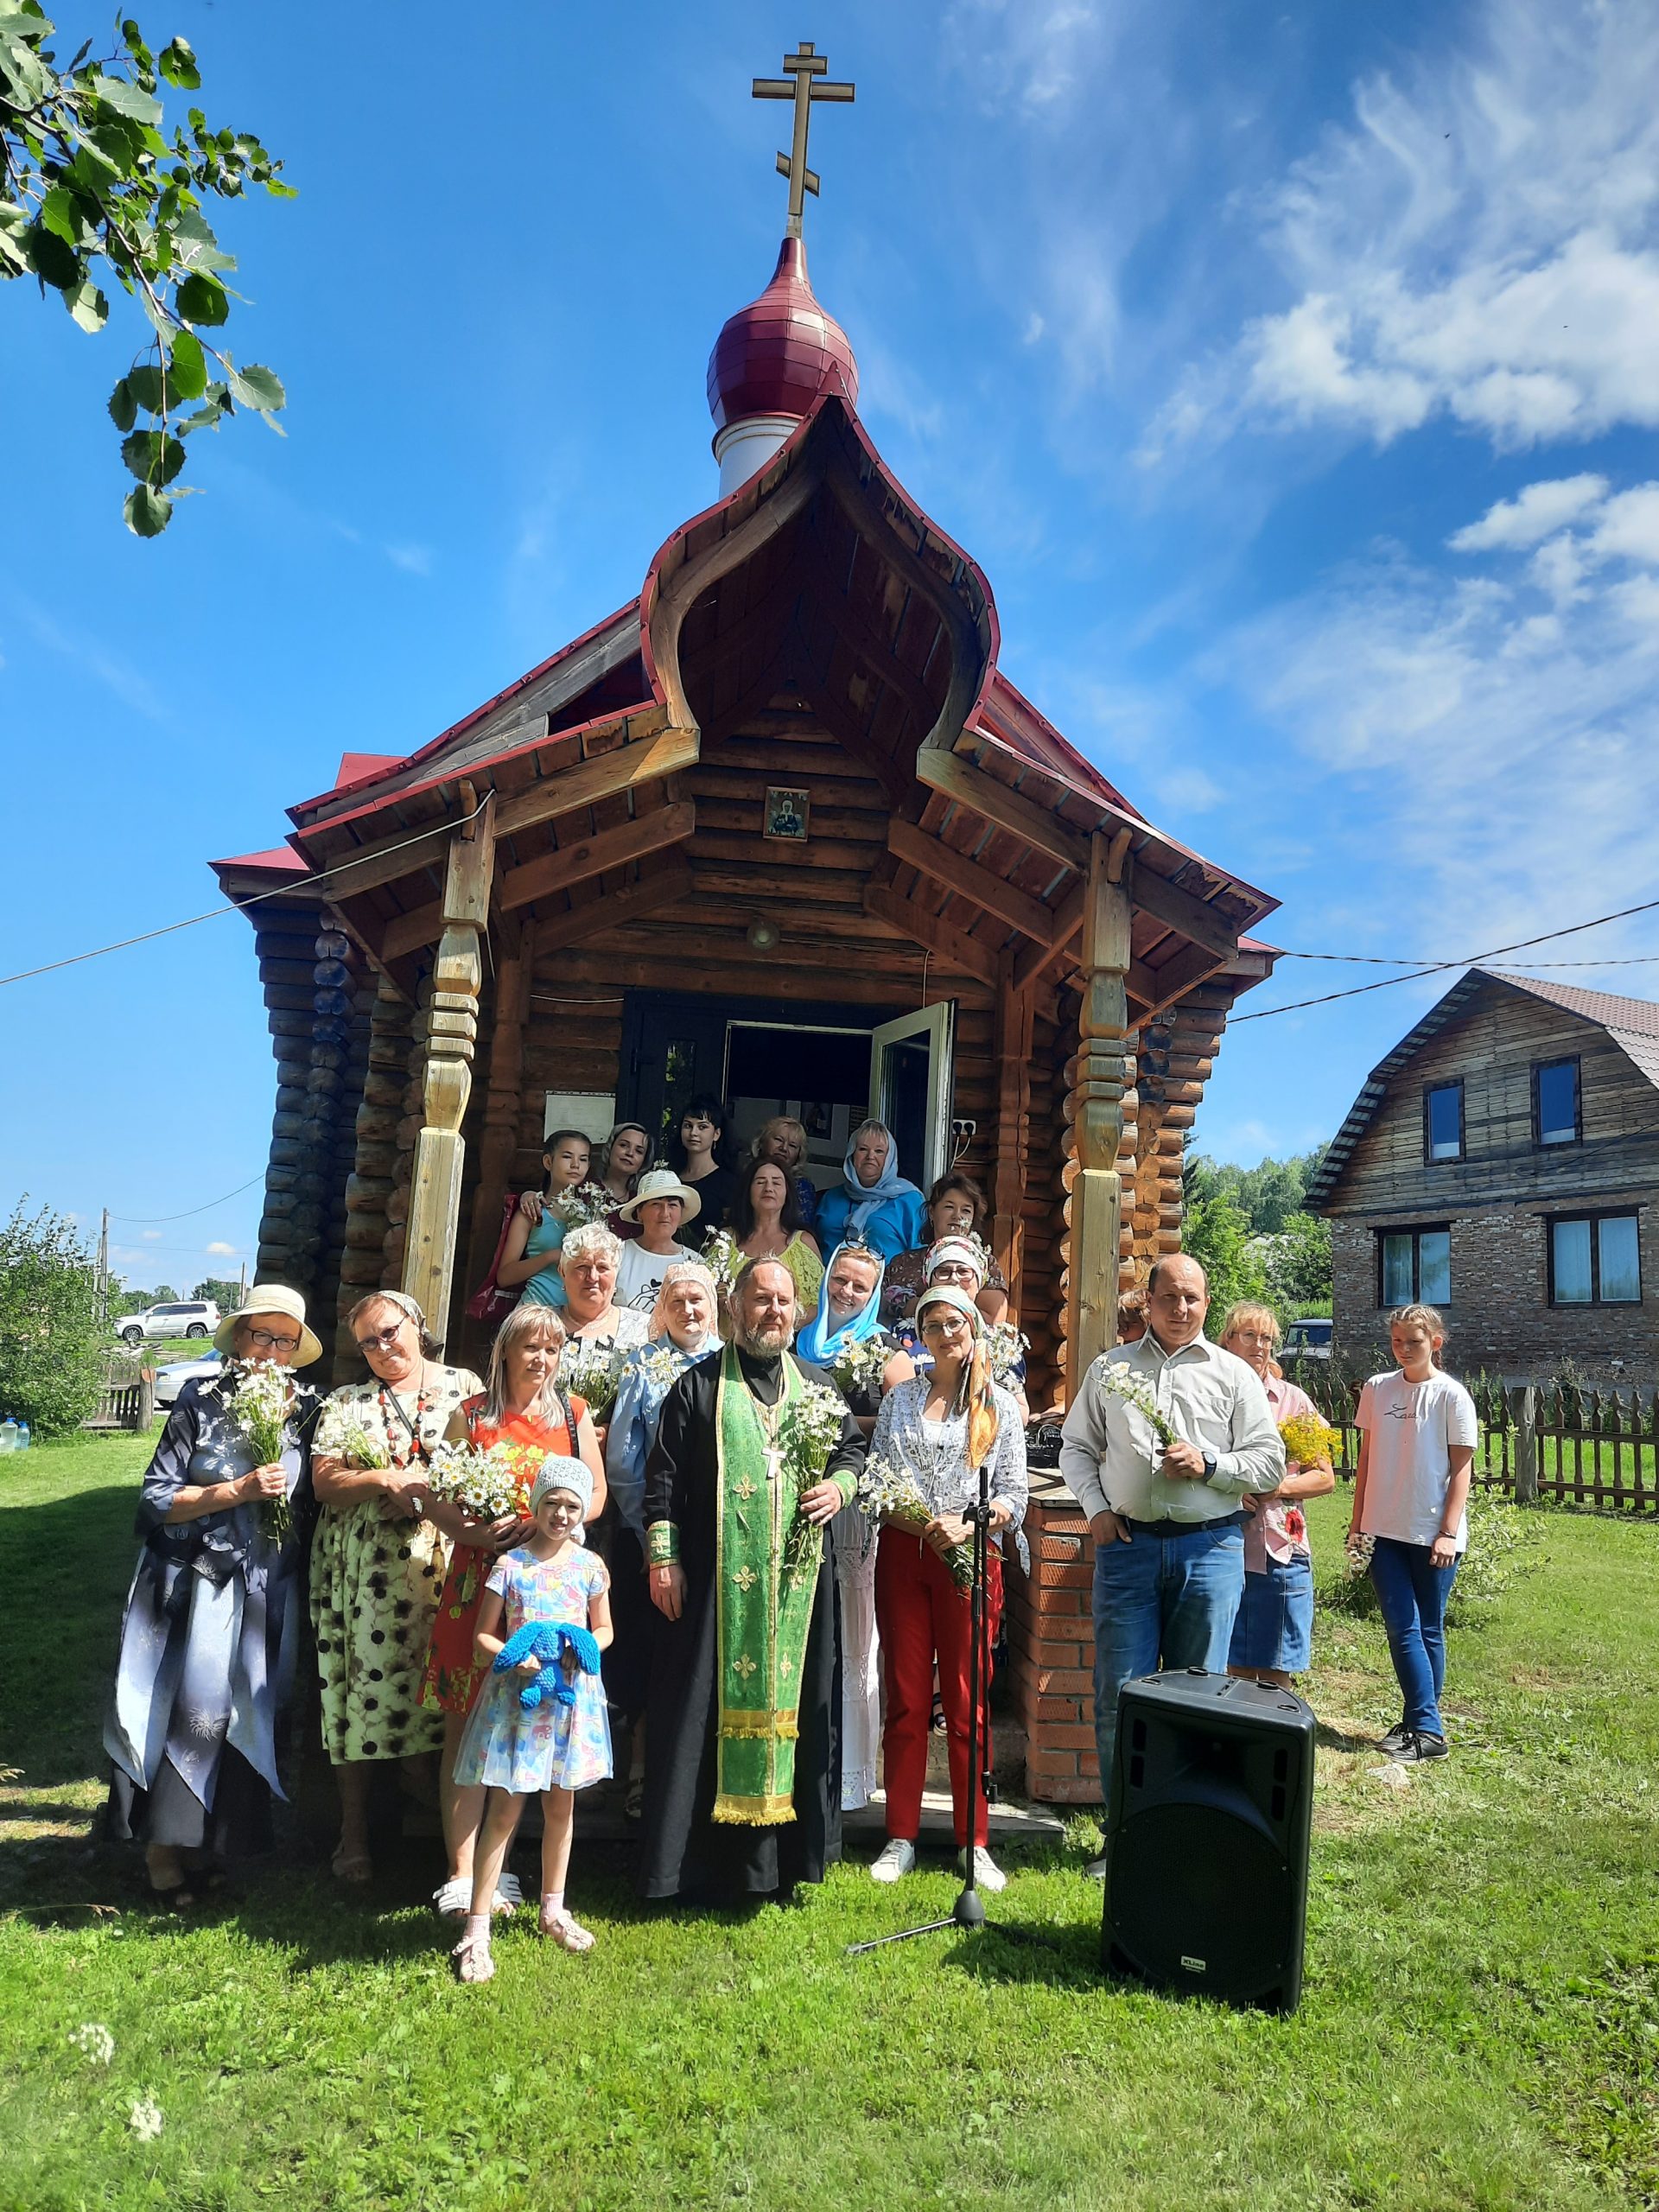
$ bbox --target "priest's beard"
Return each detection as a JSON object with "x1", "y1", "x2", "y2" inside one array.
[{"x1": 734, "y1": 1316, "x2": 791, "y2": 1357}]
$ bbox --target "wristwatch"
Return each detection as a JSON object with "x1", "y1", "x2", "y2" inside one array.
[{"x1": 1202, "y1": 1450, "x2": 1218, "y2": 1482}]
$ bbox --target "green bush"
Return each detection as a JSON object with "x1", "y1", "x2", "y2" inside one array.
[
  {"x1": 1319, "y1": 1484, "x2": 1548, "y2": 1626},
  {"x1": 0, "y1": 1200, "x2": 107, "y2": 1438}
]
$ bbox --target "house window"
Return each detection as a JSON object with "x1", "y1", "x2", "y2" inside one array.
[
  {"x1": 1424, "y1": 1082, "x2": 1464, "y2": 1163},
  {"x1": 1549, "y1": 1212, "x2": 1641, "y2": 1306},
  {"x1": 1378, "y1": 1227, "x2": 1452, "y2": 1307},
  {"x1": 1535, "y1": 1058, "x2": 1580, "y2": 1147}
]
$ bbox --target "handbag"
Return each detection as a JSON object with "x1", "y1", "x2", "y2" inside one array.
[{"x1": 466, "y1": 1192, "x2": 522, "y2": 1325}]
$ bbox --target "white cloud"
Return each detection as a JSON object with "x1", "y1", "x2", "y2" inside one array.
[
  {"x1": 205, "y1": 1241, "x2": 238, "y2": 1258},
  {"x1": 1591, "y1": 486, "x2": 1659, "y2": 566},
  {"x1": 142, "y1": 1230, "x2": 162, "y2": 1243},
  {"x1": 1143, "y1": 0, "x2": 1659, "y2": 462},
  {"x1": 1449, "y1": 474, "x2": 1609, "y2": 551},
  {"x1": 385, "y1": 542, "x2": 434, "y2": 576},
  {"x1": 945, "y1": 0, "x2": 1118, "y2": 118}
]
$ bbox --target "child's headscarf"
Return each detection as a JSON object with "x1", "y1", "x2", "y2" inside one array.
[
  {"x1": 914, "y1": 1284, "x2": 1000, "y2": 1472},
  {"x1": 839, "y1": 1122, "x2": 922, "y2": 1234},
  {"x1": 530, "y1": 1454, "x2": 592, "y2": 1522},
  {"x1": 798, "y1": 1243, "x2": 887, "y2": 1365}
]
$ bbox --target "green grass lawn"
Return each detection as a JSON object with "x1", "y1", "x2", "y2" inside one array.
[{"x1": 3, "y1": 1436, "x2": 1657, "y2": 2209}]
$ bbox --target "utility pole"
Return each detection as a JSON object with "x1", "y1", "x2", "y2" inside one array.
[
  {"x1": 239, "y1": 1258, "x2": 248, "y2": 1304},
  {"x1": 97, "y1": 1207, "x2": 110, "y2": 1321}
]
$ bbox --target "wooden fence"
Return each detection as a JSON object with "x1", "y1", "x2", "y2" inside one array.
[
  {"x1": 83, "y1": 1352, "x2": 157, "y2": 1434},
  {"x1": 1283, "y1": 1364, "x2": 1657, "y2": 1515}
]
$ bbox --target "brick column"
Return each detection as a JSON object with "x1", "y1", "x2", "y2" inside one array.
[{"x1": 1006, "y1": 1470, "x2": 1102, "y2": 1802}]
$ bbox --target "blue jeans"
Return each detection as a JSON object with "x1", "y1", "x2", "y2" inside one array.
[
  {"x1": 1091, "y1": 1522, "x2": 1245, "y2": 1788},
  {"x1": 1369, "y1": 1535, "x2": 1458, "y2": 1736}
]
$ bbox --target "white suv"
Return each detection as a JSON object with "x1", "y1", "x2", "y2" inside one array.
[{"x1": 117, "y1": 1300, "x2": 220, "y2": 1347}]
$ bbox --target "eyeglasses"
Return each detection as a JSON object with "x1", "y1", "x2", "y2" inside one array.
[
  {"x1": 245, "y1": 1329, "x2": 302, "y2": 1353},
  {"x1": 354, "y1": 1322, "x2": 410, "y2": 1352}
]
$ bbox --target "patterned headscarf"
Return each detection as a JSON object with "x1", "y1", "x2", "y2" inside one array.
[
  {"x1": 648, "y1": 1259, "x2": 721, "y2": 1353},
  {"x1": 914, "y1": 1284, "x2": 1000, "y2": 1471}
]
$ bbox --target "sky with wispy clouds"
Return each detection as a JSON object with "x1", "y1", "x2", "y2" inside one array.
[{"x1": 3, "y1": 0, "x2": 1657, "y2": 1281}]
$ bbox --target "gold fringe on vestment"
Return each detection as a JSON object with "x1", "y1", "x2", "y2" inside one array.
[{"x1": 712, "y1": 1790, "x2": 798, "y2": 1826}]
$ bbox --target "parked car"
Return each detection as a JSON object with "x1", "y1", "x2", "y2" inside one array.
[
  {"x1": 153, "y1": 1351, "x2": 222, "y2": 1408},
  {"x1": 1281, "y1": 1317, "x2": 1333, "y2": 1362},
  {"x1": 116, "y1": 1299, "x2": 220, "y2": 1347}
]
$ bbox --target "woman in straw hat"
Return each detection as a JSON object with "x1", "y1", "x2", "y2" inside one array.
[
  {"x1": 613, "y1": 1168, "x2": 704, "y2": 1314},
  {"x1": 104, "y1": 1284, "x2": 323, "y2": 1906},
  {"x1": 310, "y1": 1289, "x2": 484, "y2": 1886}
]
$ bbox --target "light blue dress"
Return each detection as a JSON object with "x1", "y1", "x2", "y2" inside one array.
[
  {"x1": 518, "y1": 1210, "x2": 568, "y2": 1308},
  {"x1": 454, "y1": 1548, "x2": 613, "y2": 1793}
]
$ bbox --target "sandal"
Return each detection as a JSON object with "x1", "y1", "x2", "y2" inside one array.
[
  {"x1": 435, "y1": 1872, "x2": 520, "y2": 1917},
  {"x1": 451, "y1": 1931, "x2": 495, "y2": 1985},
  {"x1": 538, "y1": 1901, "x2": 596, "y2": 1953},
  {"x1": 331, "y1": 1845, "x2": 372, "y2": 1886},
  {"x1": 147, "y1": 1877, "x2": 199, "y2": 1912}
]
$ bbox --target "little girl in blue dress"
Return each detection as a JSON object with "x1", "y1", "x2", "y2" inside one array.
[{"x1": 452, "y1": 1456, "x2": 613, "y2": 1982}]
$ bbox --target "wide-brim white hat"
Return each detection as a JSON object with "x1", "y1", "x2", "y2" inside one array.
[
  {"x1": 213, "y1": 1283, "x2": 323, "y2": 1367},
  {"x1": 617, "y1": 1167, "x2": 702, "y2": 1226}
]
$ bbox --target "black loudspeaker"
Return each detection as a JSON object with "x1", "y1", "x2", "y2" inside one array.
[{"x1": 1102, "y1": 1669, "x2": 1314, "y2": 2014}]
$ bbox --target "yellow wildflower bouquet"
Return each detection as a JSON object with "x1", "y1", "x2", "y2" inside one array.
[{"x1": 1278, "y1": 1409, "x2": 1340, "y2": 1470}]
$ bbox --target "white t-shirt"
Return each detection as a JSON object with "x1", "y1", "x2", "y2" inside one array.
[
  {"x1": 615, "y1": 1240, "x2": 699, "y2": 1315},
  {"x1": 1356, "y1": 1370, "x2": 1480, "y2": 1552}
]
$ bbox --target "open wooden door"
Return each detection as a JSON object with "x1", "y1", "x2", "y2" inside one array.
[{"x1": 869, "y1": 1002, "x2": 956, "y2": 1193}]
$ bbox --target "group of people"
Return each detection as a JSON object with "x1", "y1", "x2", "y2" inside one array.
[{"x1": 102, "y1": 1100, "x2": 1478, "y2": 1966}]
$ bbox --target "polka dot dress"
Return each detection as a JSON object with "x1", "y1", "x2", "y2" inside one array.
[{"x1": 309, "y1": 1365, "x2": 481, "y2": 1764}]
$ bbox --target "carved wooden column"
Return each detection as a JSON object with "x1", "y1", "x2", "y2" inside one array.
[
  {"x1": 402, "y1": 794, "x2": 494, "y2": 1344},
  {"x1": 458, "y1": 914, "x2": 534, "y2": 1358},
  {"x1": 1064, "y1": 835, "x2": 1131, "y2": 1400},
  {"x1": 990, "y1": 961, "x2": 1034, "y2": 1313}
]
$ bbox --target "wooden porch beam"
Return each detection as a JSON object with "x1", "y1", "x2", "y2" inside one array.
[
  {"x1": 1131, "y1": 861, "x2": 1241, "y2": 963},
  {"x1": 916, "y1": 749, "x2": 1091, "y2": 876},
  {"x1": 1011, "y1": 880, "x2": 1086, "y2": 989},
  {"x1": 887, "y1": 818, "x2": 1058, "y2": 946},
  {"x1": 531, "y1": 856, "x2": 696, "y2": 954},
  {"x1": 497, "y1": 799, "x2": 696, "y2": 914},
  {"x1": 493, "y1": 719, "x2": 696, "y2": 841},
  {"x1": 861, "y1": 882, "x2": 1001, "y2": 987},
  {"x1": 1128, "y1": 939, "x2": 1233, "y2": 1025}
]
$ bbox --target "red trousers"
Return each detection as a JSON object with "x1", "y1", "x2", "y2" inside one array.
[{"x1": 874, "y1": 1529, "x2": 1002, "y2": 1847}]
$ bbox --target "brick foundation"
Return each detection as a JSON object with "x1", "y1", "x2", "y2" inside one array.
[{"x1": 1005, "y1": 1470, "x2": 1103, "y2": 1804}]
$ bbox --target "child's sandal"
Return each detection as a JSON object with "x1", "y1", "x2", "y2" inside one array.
[
  {"x1": 538, "y1": 1902, "x2": 595, "y2": 1953},
  {"x1": 451, "y1": 1932, "x2": 495, "y2": 1984}
]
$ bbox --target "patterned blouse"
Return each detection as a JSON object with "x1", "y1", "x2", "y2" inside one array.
[{"x1": 868, "y1": 1376, "x2": 1029, "y2": 1558}]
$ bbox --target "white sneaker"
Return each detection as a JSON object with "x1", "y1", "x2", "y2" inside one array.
[
  {"x1": 869, "y1": 1838, "x2": 917, "y2": 1884},
  {"x1": 958, "y1": 1847, "x2": 1007, "y2": 1893}
]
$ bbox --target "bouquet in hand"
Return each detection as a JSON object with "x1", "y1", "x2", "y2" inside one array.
[
  {"x1": 701, "y1": 1228, "x2": 742, "y2": 1297},
  {"x1": 638, "y1": 1341, "x2": 694, "y2": 1394},
  {"x1": 1344, "y1": 1528, "x2": 1375, "y2": 1578},
  {"x1": 562, "y1": 1339, "x2": 624, "y2": 1419},
  {"x1": 1278, "y1": 1410, "x2": 1341, "y2": 1471},
  {"x1": 857, "y1": 1454, "x2": 974, "y2": 1589},
  {"x1": 777, "y1": 1382, "x2": 848, "y2": 1575},
  {"x1": 1092, "y1": 1360, "x2": 1177, "y2": 1452},
  {"x1": 425, "y1": 1441, "x2": 525, "y2": 1523},
  {"x1": 830, "y1": 1334, "x2": 890, "y2": 1401},
  {"x1": 313, "y1": 1400, "x2": 391, "y2": 1469},
  {"x1": 984, "y1": 1320, "x2": 1028, "y2": 1386},
  {"x1": 551, "y1": 1180, "x2": 616, "y2": 1230},
  {"x1": 224, "y1": 1359, "x2": 297, "y2": 1545}
]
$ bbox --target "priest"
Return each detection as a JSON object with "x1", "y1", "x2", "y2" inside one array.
[{"x1": 638, "y1": 1259, "x2": 865, "y2": 1901}]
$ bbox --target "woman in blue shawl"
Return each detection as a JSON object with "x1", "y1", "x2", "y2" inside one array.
[
  {"x1": 799, "y1": 1243, "x2": 906, "y2": 1810},
  {"x1": 814, "y1": 1120, "x2": 925, "y2": 1264}
]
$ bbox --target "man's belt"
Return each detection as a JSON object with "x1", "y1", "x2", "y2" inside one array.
[{"x1": 1117, "y1": 1509, "x2": 1249, "y2": 1537}]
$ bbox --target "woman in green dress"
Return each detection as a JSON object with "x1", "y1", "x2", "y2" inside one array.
[{"x1": 310, "y1": 1290, "x2": 483, "y2": 1885}]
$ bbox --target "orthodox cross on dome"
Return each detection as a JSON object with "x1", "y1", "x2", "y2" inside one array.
[{"x1": 752, "y1": 41, "x2": 855, "y2": 242}]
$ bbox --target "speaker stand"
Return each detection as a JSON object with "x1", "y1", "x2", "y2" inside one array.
[{"x1": 847, "y1": 1460, "x2": 1055, "y2": 1960}]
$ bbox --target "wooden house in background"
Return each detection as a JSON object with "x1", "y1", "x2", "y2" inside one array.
[
  {"x1": 1309, "y1": 968, "x2": 1659, "y2": 1382},
  {"x1": 213, "y1": 234, "x2": 1279, "y2": 1408}
]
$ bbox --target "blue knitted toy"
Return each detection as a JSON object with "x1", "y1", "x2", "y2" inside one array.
[{"x1": 493, "y1": 1620, "x2": 602, "y2": 1711}]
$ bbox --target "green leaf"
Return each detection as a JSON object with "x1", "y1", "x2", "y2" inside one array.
[
  {"x1": 168, "y1": 327, "x2": 207, "y2": 399},
  {"x1": 23, "y1": 222, "x2": 79, "y2": 290},
  {"x1": 89, "y1": 118, "x2": 144, "y2": 176},
  {"x1": 127, "y1": 363, "x2": 166, "y2": 411},
  {"x1": 175, "y1": 270, "x2": 228, "y2": 327},
  {"x1": 108, "y1": 377, "x2": 138, "y2": 431},
  {"x1": 158, "y1": 35, "x2": 198, "y2": 89},
  {"x1": 120, "y1": 428, "x2": 185, "y2": 485},
  {"x1": 0, "y1": 36, "x2": 49, "y2": 105},
  {"x1": 40, "y1": 184, "x2": 76, "y2": 244},
  {"x1": 171, "y1": 207, "x2": 236, "y2": 274},
  {"x1": 66, "y1": 278, "x2": 107, "y2": 332},
  {"x1": 226, "y1": 361, "x2": 284, "y2": 411},
  {"x1": 91, "y1": 71, "x2": 162, "y2": 125},
  {"x1": 124, "y1": 483, "x2": 173, "y2": 537}
]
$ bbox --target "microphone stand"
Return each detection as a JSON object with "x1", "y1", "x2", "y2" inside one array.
[{"x1": 848, "y1": 1458, "x2": 1049, "y2": 1956}]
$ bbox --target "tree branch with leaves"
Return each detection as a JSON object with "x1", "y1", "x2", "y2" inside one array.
[{"x1": 1, "y1": 4, "x2": 291, "y2": 533}]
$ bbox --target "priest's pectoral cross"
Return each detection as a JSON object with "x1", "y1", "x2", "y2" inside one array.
[{"x1": 752, "y1": 41, "x2": 855, "y2": 242}]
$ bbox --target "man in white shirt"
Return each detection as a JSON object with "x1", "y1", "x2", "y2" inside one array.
[{"x1": 1059, "y1": 1255, "x2": 1284, "y2": 1872}]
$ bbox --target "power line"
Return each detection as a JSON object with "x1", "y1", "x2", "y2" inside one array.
[
  {"x1": 1232, "y1": 895, "x2": 1659, "y2": 1024},
  {"x1": 111, "y1": 1172, "x2": 266, "y2": 1224},
  {"x1": 0, "y1": 791, "x2": 493, "y2": 991}
]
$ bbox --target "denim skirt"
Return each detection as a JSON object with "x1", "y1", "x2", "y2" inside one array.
[{"x1": 1228, "y1": 1553, "x2": 1314, "y2": 1673}]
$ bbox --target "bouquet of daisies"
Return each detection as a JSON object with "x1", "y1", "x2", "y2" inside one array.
[
  {"x1": 778, "y1": 1382, "x2": 849, "y2": 1574},
  {"x1": 312, "y1": 1399, "x2": 391, "y2": 1469},
  {"x1": 701, "y1": 1228, "x2": 742, "y2": 1298},
  {"x1": 856, "y1": 1454, "x2": 974, "y2": 1589},
  {"x1": 830, "y1": 1334, "x2": 891, "y2": 1401},
  {"x1": 425, "y1": 1440, "x2": 525, "y2": 1522},
  {"x1": 984, "y1": 1320, "x2": 1029, "y2": 1386},
  {"x1": 638, "y1": 1341, "x2": 693, "y2": 1394},
  {"x1": 224, "y1": 1359, "x2": 298, "y2": 1545},
  {"x1": 551, "y1": 1180, "x2": 616, "y2": 1230},
  {"x1": 1092, "y1": 1359, "x2": 1178, "y2": 1452},
  {"x1": 1344, "y1": 1528, "x2": 1376, "y2": 1578},
  {"x1": 562, "y1": 1339, "x2": 625, "y2": 1418}
]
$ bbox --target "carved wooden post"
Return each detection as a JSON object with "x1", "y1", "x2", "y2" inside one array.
[
  {"x1": 402, "y1": 794, "x2": 494, "y2": 1343},
  {"x1": 1065, "y1": 835, "x2": 1131, "y2": 1401},
  {"x1": 991, "y1": 961, "x2": 1034, "y2": 1313},
  {"x1": 460, "y1": 914, "x2": 534, "y2": 1346}
]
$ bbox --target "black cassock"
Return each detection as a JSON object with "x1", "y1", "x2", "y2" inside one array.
[{"x1": 638, "y1": 1347, "x2": 866, "y2": 1901}]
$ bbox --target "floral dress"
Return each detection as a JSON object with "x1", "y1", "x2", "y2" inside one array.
[
  {"x1": 454, "y1": 1547, "x2": 613, "y2": 1793},
  {"x1": 418, "y1": 1394, "x2": 587, "y2": 1717},
  {"x1": 309, "y1": 1363, "x2": 482, "y2": 1764}
]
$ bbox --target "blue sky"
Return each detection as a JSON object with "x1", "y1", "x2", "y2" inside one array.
[{"x1": 4, "y1": 0, "x2": 1658, "y2": 1288}]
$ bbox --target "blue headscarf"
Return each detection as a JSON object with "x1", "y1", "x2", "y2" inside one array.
[
  {"x1": 797, "y1": 1243, "x2": 887, "y2": 1365},
  {"x1": 838, "y1": 1122, "x2": 922, "y2": 1235}
]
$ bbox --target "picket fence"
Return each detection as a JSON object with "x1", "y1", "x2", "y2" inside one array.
[{"x1": 1283, "y1": 1365, "x2": 1657, "y2": 1516}]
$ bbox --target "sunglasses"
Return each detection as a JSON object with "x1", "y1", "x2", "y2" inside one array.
[{"x1": 355, "y1": 1321, "x2": 410, "y2": 1352}]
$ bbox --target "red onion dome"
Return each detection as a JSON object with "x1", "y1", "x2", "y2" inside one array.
[{"x1": 706, "y1": 236, "x2": 859, "y2": 437}]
